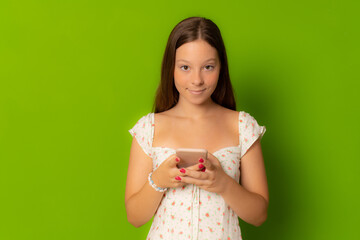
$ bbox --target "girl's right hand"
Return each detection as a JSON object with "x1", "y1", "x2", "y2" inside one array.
[{"x1": 151, "y1": 154, "x2": 188, "y2": 189}]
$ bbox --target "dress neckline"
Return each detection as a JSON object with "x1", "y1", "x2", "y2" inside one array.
[
  {"x1": 152, "y1": 145, "x2": 240, "y2": 156},
  {"x1": 150, "y1": 111, "x2": 241, "y2": 156}
]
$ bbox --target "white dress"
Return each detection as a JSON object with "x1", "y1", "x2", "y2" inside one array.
[{"x1": 129, "y1": 111, "x2": 266, "y2": 240}]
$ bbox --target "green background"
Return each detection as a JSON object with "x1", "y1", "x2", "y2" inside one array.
[{"x1": 1, "y1": 0, "x2": 359, "y2": 239}]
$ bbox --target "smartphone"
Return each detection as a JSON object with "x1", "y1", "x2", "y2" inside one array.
[{"x1": 175, "y1": 148, "x2": 208, "y2": 169}]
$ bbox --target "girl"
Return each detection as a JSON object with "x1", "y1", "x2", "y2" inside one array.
[{"x1": 125, "y1": 16, "x2": 269, "y2": 240}]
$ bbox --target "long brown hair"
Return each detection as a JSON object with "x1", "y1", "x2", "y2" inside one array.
[{"x1": 152, "y1": 16, "x2": 236, "y2": 113}]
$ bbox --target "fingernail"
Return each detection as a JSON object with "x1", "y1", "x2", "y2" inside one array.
[
  {"x1": 198, "y1": 164, "x2": 204, "y2": 168},
  {"x1": 201, "y1": 167, "x2": 206, "y2": 172},
  {"x1": 180, "y1": 168, "x2": 186, "y2": 173},
  {"x1": 175, "y1": 157, "x2": 180, "y2": 162},
  {"x1": 175, "y1": 176, "x2": 181, "y2": 180},
  {"x1": 199, "y1": 158, "x2": 204, "y2": 163}
]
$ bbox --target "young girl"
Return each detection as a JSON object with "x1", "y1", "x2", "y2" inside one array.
[{"x1": 125, "y1": 16, "x2": 269, "y2": 240}]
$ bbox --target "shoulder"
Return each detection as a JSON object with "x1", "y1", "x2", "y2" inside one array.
[
  {"x1": 129, "y1": 112, "x2": 154, "y2": 131},
  {"x1": 154, "y1": 110, "x2": 171, "y2": 124},
  {"x1": 238, "y1": 110, "x2": 261, "y2": 124},
  {"x1": 153, "y1": 110, "x2": 176, "y2": 133},
  {"x1": 215, "y1": 105, "x2": 238, "y2": 116},
  {"x1": 213, "y1": 106, "x2": 240, "y2": 133}
]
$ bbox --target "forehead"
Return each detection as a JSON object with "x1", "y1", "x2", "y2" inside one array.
[{"x1": 175, "y1": 39, "x2": 218, "y2": 62}]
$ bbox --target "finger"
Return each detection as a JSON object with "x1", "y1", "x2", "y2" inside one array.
[
  {"x1": 201, "y1": 157, "x2": 216, "y2": 171},
  {"x1": 183, "y1": 168, "x2": 208, "y2": 180},
  {"x1": 173, "y1": 175, "x2": 191, "y2": 187},
  {"x1": 184, "y1": 162, "x2": 203, "y2": 171},
  {"x1": 172, "y1": 167, "x2": 189, "y2": 178},
  {"x1": 168, "y1": 155, "x2": 180, "y2": 168},
  {"x1": 183, "y1": 156, "x2": 208, "y2": 171},
  {"x1": 206, "y1": 153, "x2": 222, "y2": 169},
  {"x1": 179, "y1": 176, "x2": 210, "y2": 187}
]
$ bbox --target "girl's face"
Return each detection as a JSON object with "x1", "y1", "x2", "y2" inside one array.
[{"x1": 174, "y1": 39, "x2": 221, "y2": 105}]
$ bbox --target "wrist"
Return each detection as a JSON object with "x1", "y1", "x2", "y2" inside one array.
[
  {"x1": 148, "y1": 171, "x2": 167, "y2": 192},
  {"x1": 151, "y1": 170, "x2": 163, "y2": 188}
]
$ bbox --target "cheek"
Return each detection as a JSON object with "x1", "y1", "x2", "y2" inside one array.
[
  {"x1": 207, "y1": 72, "x2": 220, "y2": 87},
  {"x1": 174, "y1": 69, "x2": 187, "y2": 87}
]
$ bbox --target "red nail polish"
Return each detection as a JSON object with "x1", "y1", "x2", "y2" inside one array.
[
  {"x1": 199, "y1": 158, "x2": 204, "y2": 163},
  {"x1": 198, "y1": 164, "x2": 204, "y2": 168},
  {"x1": 175, "y1": 157, "x2": 180, "y2": 162},
  {"x1": 180, "y1": 168, "x2": 186, "y2": 173},
  {"x1": 175, "y1": 176, "x2": 181, "y2": 180},
  {"x1": 201, "y1": 168, "x2": 206, "y2": 172}
]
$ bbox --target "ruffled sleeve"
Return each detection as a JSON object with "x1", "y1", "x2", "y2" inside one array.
[
  {"x1": 128, "y1": 113, "x2": 153, "y2": 158},
  {"x1": 239, "y1": 111, "x2": 266, "y2": 159}
]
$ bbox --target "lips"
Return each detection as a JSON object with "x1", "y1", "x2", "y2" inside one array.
[{"x1": 188, "y1": 89, "x2": 205, "y2": 95}]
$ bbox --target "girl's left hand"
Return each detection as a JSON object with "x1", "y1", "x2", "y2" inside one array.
[{"x1": 177, "y1": 152, "x2": 231, "y2": 194}]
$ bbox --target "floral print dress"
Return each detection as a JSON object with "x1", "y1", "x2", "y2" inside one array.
[{"x1": 128, "y1": 111, "x2": 266, "y2": 240}]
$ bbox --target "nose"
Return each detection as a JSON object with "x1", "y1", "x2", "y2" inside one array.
[{"x1": 191, "y1": 69, "x2": 204, "y2": 86}]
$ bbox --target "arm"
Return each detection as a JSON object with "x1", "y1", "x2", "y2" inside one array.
[
  {"x1": 125, "y1": 137, "x2": 164, "y2": 228},
  {"x1": 220, "y1": 138, "x2": 269, "y2": 227}
]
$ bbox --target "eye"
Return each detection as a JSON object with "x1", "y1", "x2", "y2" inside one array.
[
  {"x1": 180, "y1": 65, "x2": 189, "y2": 71},
  {"x1": 204, "y1": 65, "x2": 214, "y2": 70}
]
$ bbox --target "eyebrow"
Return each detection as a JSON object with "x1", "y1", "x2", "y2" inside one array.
[{"x1": 176, "y1": 58, "x2": 216, "y2": 63}]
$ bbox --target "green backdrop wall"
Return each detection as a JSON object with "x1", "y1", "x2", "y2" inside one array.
[{"x1": 0, "y1": 0, "x2": 359, "y2": 239}]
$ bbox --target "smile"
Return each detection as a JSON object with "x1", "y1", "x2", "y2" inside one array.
[{"x1": 188, "y1": 89, "x2": 205, "y2": 95}]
